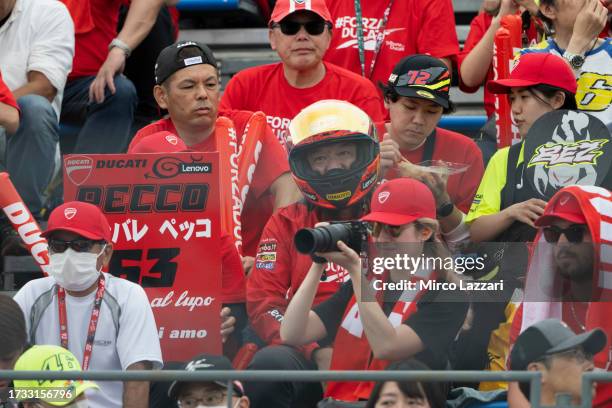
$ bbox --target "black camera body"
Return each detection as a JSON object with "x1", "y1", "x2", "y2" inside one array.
[{"x1": 294, "y1": 221, "x2": 369, "y2": 255}]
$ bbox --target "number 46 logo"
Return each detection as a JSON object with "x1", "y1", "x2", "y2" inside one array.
[{"x1": 576, "y1": 72, "x2": 612, "y2": 112}]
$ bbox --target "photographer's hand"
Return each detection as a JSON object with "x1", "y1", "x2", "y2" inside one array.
[{"x1": 314, "y1": 240, "x2": 361, "y2": 276}]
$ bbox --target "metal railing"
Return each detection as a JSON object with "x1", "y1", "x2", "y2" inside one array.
[
  {"x1": 1, "y1": 369, "x2": 610, "y2": 408},
  {"x1": 439, "y1": 115, "x2": 487, "y2": 132}
]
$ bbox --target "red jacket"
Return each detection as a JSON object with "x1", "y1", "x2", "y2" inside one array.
[{"x1": 246, "y1": 202, "x2": 350, "y2": 357}]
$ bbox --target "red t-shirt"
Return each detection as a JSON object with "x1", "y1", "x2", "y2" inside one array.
[
  {"x1": 0, "y1": 72, "x2": 18, "y2": 111},
  {"x1": 458, "y1": 12, "x2": 496, "y2": 118},
  {"x1": 65, "y1": 0, "x2": 123, "y2": 79},
  {"x1": 247, "y1": 202, "x2": 349, "y2": 355},
  {"x1": 219, "y1": 62, "x2": 385, "y2": 147},
  {"x1": 324, "y1": 0, "x2": 459, "y2": 88},
  {"x1": 131, "y1": 110, "x2": 290, "y2": 256},
  {"x1": 376, "y1": 124, "x2": 484, "y2": 213}
]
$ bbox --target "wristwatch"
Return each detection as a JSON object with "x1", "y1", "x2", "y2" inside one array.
[
  {"x1": 436, "y1": 202, "x2": 454, "y2": 218},
  {"x1": 562, "y1": 51, "x2": 585, "y2": 70},
  {"x1": 108, "y1": 38, "x2": 132, "y2": 58}
]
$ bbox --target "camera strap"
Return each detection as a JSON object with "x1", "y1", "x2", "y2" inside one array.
[{"x1": 420, "y1": 130, "x2": 437, "y2": 162}]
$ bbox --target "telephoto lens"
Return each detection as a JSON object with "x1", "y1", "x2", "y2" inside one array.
[{"x1": 294, "y1": 224, "x2": 353, "y2": 254}]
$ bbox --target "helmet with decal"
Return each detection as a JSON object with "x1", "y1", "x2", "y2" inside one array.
[{"x1": 288, "y1": 100, "x2": 380, "y2": 210}]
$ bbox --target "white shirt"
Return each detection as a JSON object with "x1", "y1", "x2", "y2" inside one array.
[
  {"x1": 0, "y1": 0, "x2": 74, "y2": 117},
  {"x1": 14, "y1": 273, "x2": 163, "y2": 408}
]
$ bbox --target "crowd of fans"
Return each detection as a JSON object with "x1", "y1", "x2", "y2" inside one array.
[{"x1": 0, "y1": 0, "x2": 611, "y2": 407}]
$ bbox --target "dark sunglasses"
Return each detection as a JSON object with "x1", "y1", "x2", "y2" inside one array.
[
  {"x1": 273, "y1": 20, "x2": 330, "y2": 36},
  {"x1": 371, "y1": 222, "x2": 406, "y2": 238},
  {"x1": 48, "y1": 238, "x2": 105, "y2": 253},
  {"x1": 542, "y1": 224, "x2": 588, "y2": 243}
]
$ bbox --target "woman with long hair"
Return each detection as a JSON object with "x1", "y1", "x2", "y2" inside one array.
[{"x1": 280, "y1": 178, "x2": 467, "y2": 404}]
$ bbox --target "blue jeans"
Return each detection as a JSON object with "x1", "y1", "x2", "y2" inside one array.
[
  {"x1": 60, "y1": 74, "x2": 137, "y2": 153},
  {"x1": 2, "y1": 94, "x2": 59, "y2": 216}
]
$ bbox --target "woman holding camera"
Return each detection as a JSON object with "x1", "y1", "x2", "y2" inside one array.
[{"x1": 280, "y1": 178, "x2": 468, "y2": 403}]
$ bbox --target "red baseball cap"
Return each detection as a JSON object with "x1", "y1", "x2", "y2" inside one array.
[
  {"x1": 128, "y1": 131, "x2": 188, "y2": 154},
  {"x1": 269, "y1": 0, "x2": 332, "y2": 24},
  {"x1": 42, "y1": 201, "x2": 112, "y2": 242},
  {"x1": 361, "y1": 178, "x2": 436, "y2": 226},
  {"x1": 535, "y1": 191, "x2": 586, "y2": 227},
  {"x1": 487, "y1": 53, "x2": 577, "y2": 95}
]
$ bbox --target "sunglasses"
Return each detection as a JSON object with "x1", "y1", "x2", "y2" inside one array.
[
  {"x1": 371, "y1": 222, "x2": 410, "y2": 238},
  {"x1": 542, "y1": 224, "x2": 588, "y2": 243},
  {"x1": 272, "y1": 20, "x2": 330, "y2": 36},
  {"x1": 48, "y1": 238, "x2": 105, "y2": 254}
]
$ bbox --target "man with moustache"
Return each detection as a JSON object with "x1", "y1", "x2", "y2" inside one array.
[{"x1": 507, "y1": 185, "x2": 612, "y2": 407}]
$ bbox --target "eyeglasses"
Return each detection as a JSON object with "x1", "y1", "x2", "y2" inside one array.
[
  {"x1": 178, "y1": 389, "x2": 232, "y2": 407},
  {"x1": 48, "y1": 238, "x2": 105, "y2": 254},
  {"x1": 541, "y1": 347, "x2": 594, "y2": 364},
  {"x1": 272, "y1": 20, "x2": 330, "y2": 36},
  {"x1": 542, "y1": 224, "x2": 588, "y2": 243}
]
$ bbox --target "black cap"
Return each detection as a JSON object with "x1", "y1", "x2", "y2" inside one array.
[
  {"x1": 510, "y1": 318, "x2": 607, "y2": 370},
  {"x1": 167, "y1": 354, "x2": 244, "y2": 400},
  {"x1": 155, "y1": 41, "x2": 218, "y2": 85},
  {"x1": 387, "y1": 54, "x2": 451, "y2": 109}
]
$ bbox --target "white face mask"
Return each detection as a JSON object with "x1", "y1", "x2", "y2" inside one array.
[{"x1": 49, "y1": 245, "x2": 106, "y2": 291}]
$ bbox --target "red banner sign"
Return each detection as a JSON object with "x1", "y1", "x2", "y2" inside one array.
[{"x1": 63, "y1": 153, "x2": 222, "y2": 360}]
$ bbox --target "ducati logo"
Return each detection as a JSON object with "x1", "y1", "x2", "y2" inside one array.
[
  {"x1": 378, "y1": 191, "x2": 390, "y2": 203},
  {"x1": 166, "y1": 135, "x2": 179, "y2": 145},
  {"x1": 64, "y1": 156, "x2": 93, "y2": 186},
  {"x1": 64, "y1": 208, "x2": 77, "y2": 220}
]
